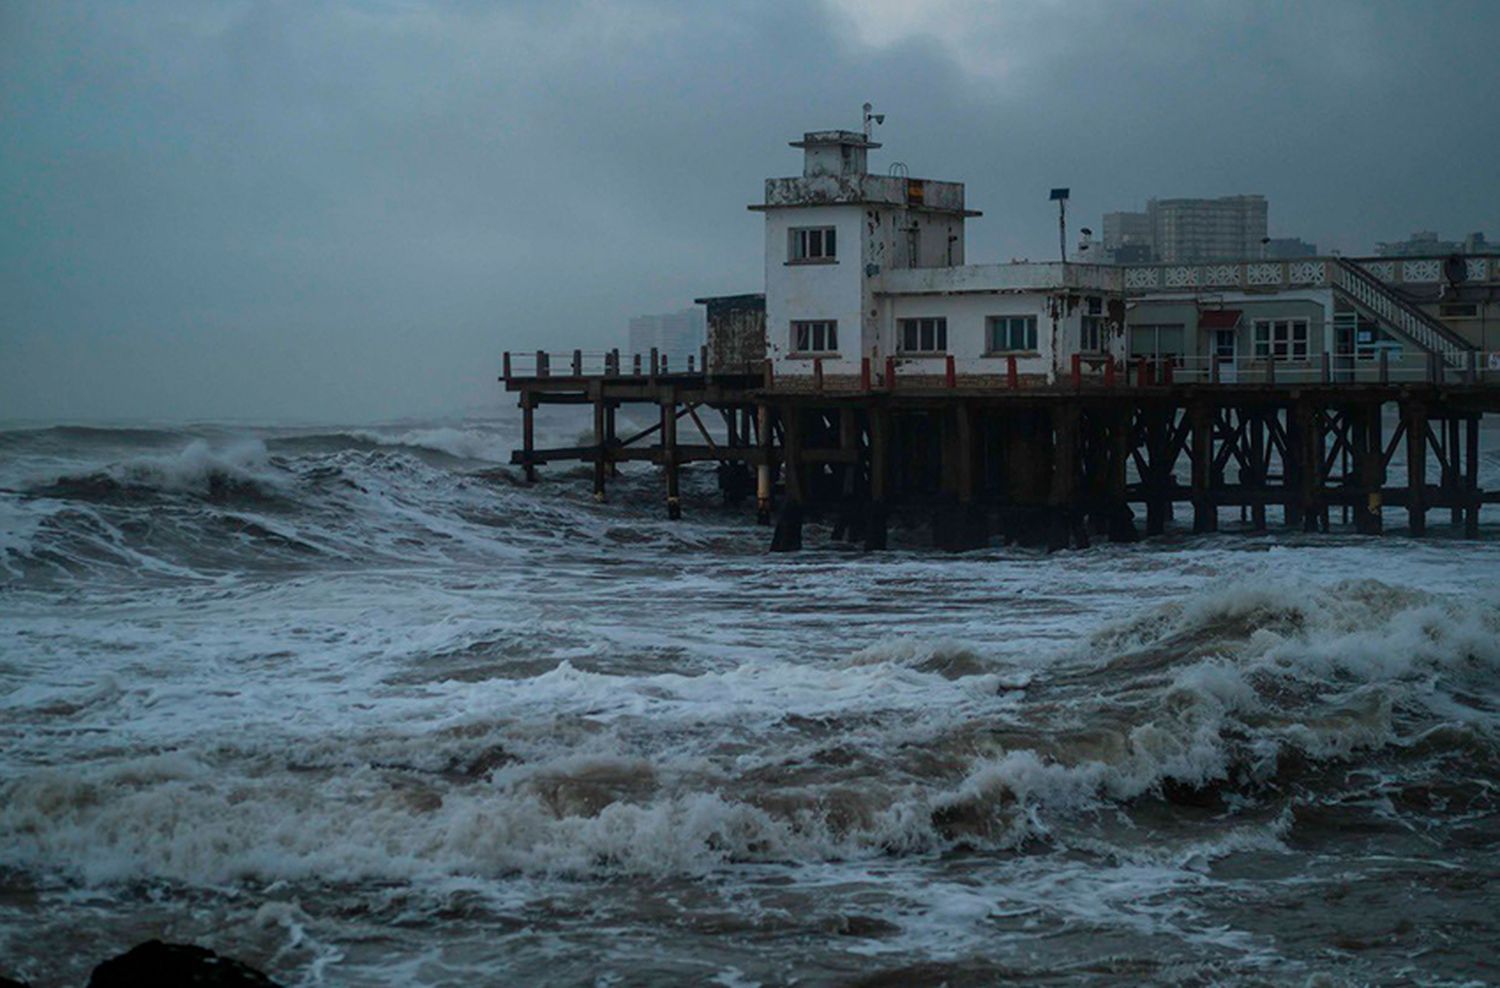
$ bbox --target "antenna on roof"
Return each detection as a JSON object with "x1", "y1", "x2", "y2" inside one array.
[{"x1": 863, "y1": 102, "x2": 885, "y2": 140}]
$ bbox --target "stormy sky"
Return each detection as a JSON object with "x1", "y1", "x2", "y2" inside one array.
[{"x1": 3, "y1": 1, "x2": 1497, "y2": 424}]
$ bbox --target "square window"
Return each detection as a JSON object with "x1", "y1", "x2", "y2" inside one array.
[
  {"x1": 791, "y1": 320, "x2": 837, "y2": 353},
  {"x1": 898, "y1": 317, "x2": 948, "y2": 352},
  {"x1": 986, "y1": 316, "x2": 1037, "y2": 353},
  {"x1": 789, "y1": 227, "x2": 837, "y2": 262},
  {"x1": 1252, "y1": 318, "x2": 1309, "y2": 359}
]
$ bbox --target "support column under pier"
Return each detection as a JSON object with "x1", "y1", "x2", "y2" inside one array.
[
  {"x1": 756, "y1": 403, "x2": 772, "y2": 525},
  {"x1": 592, "y1": 388, "x2": 608, "y2": 502},
  {"x1": 521, "y1": 391, "x2": 537, "y2": 483},
  {"x1": 934, "y1": 404, "x2": 988, "y2": 551},
  {"x1": 1353, "y1": 402, "x2": 1384, "y2": 536},
  {"x1": 864, "y1": 407, "x2": 890, "y2": 550},
  {"x1": 1107, "y1": 411, "x2": 1139, "y2": 542},
  {"x1": 1048, "y1": 405, "x2": 1083, "y2": 551},
  {"x1": 771, "y1": 407, "x2": 804, "y2": 552},
  {"x1": 1464, "y1": 414, "x2": 1481, "y2": 539},
  {"x1": 1190, "y1": 402, "x2": 1217, "y2": 534},
  {"x1": 661, "y1": 388, "x2": 680, "y2": 520},
  {"x1": 1404, "y1": 401, "x2": 1427, "y2": 536}
]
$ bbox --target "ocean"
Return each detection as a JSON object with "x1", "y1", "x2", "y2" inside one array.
[{"x1": 2, "y1": 414, "x2": 1498, "y2": 986}]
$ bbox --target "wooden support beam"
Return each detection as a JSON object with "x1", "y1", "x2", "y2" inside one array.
[
  {"x1": 684, "y1": 403, "x2": 723, "y2": 459},
  {"x1": 1354, "y1": 402, "x2": 1384, "y2": 535},
  {"x1": 593, "y1": 391, "x2": 608, "y2": 502},
  {"x1": 662, "y1": 388, "x2": 680, "y2": 519},
  {"x1": 1446, "y1": 415, "x2": 1463, "y2": 527},
  {"x1": 866, "y1": 406, "x2": 890, "y2": 550},
  {"x1": 1145, "y1": 409, "x2": 1172, "y2": 535},
  {"x1": 1404, "y1": 401, "x2": 1427, "y2": 535},
  {"x1": 1190, "y1": 401, "x2": 1216, "y2": 533},
  {"x1": 606, "y1": 403, "x2": 619, "y2": 477},
  {"x1": 1108, "y1": 410, "x2": 1137, "y2": 542},
  {"x1": 1249, "y1": 409, "x2": 1267, "y2": 531},
  {"x1": 756, "y1": 403, "x2": 772, "y2": 525},
  {"x1": 1049, "y1": 404, "x2": 1081, "y2": 550},
  {"x1": 1286, "y1": 403, "x2": 1309, "y2": 530},
  {"x1": 771, "y1": 407, "x2": 804, "y2": 551},
  {"x1": 521, "y1": 391, "x2": 537, "y2": 483},
  {"x1": 955, "y1": 404, "x2": 976, "y2": 504},
  {"x1": 1465, "y1": 414, "x2": 1481, "y2": 538}
]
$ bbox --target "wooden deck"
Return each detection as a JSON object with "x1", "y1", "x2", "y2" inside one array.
[{"x1": 503, "y1": 351, "x2": 1500, "y2": 548}]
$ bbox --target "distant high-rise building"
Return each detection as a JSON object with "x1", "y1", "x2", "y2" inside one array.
[
  {"x1": 1147, "y1": 195, "x2": 1268, "y2": 263},
  {"x1": 1264, "y1": 237, "x2": 1318, "y2": 259},
  {"x1": 627, "y1": 308, "x2": 706, "y2": 362},
  {"x1": 1375, "y1": 230, "x2": 1496, "y2": 257},
  {"x1": 1102, "y1": 196, "x2": 1285, "y2": 263},
  {"x1": 1102, "y1": 210, "x2": 1153, "y2": 263}
]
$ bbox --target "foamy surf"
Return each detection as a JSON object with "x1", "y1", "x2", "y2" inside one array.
[{"x1": 2, "y1": 421, "x2": 1498, "y2": 986}]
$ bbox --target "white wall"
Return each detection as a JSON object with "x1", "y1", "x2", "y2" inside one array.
[
  {"x1": 880, "y1": 292, "x2": 1063, "y2": 380},
  {"x1": 764, "y1": 205, "x2": 865, "y2": 374}
]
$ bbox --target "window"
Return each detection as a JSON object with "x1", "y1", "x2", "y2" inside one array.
[
  {"x1": 791, "y1": 320, "x2": 838, "y2": 353},
  {"x1": 1441, "y1": 302, "x2": 1478, "y2": 318},
  {"x1": 1129, "y1": 324, "x2": 1186, "y2": 361},
  {"x1": 898, "y1": 317, "x2": 947, "y2": 353},
  {"x1": 1252, "y1": 318, "x2": 1309, "y2": 359},
  {"x1": 986, "y1": 315, "x2": 1037, "y2": 353},
  {"x1": 789, "y1": 227, "x2": 837, "y2": 263}
]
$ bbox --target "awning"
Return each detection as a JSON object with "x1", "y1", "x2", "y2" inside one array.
[{"x1": 1198, "y1": 308, "x2": 1242, "y2": 329}]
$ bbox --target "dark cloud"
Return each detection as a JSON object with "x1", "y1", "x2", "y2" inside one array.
[{"x1": 2, "y1": 0, "x2": 1496, "y2": 421}]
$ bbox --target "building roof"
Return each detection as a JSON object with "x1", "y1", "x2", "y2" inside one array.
[
  {"x1": 693, "y1": 293, "x2": 765, "y2": 310},
  {"x1": 790, "y1": 130, "x2": 881, "y2": 150}
]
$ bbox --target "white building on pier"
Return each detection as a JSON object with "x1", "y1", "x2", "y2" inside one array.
[{"x1": 745, "y1": 122, "x2": 1490, "y2": 387}]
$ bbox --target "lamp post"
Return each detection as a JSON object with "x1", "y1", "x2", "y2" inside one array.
[{"x1": 1050, "y1": 188, "x2": 1070, "y2": 263}]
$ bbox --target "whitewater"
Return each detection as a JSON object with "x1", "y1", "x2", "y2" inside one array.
[{"x1": 2, "y1": 415, "x2": 1498, "y2": 986}]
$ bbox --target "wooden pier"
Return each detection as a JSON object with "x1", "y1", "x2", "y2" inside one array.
[{"x1": 504, "y1": 349, "x2": 1500, "y2": 549}]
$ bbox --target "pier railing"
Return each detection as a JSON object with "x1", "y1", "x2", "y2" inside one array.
[
  {"x1": 1121, "y1": 351, "x2": 1498, "y2": 387},
  {"x1": 502, "y1": 347, "x2": 714, "y2": 380},
  {"x1": 503, "y1": 348, "x2": 1500, "y2": 390}
]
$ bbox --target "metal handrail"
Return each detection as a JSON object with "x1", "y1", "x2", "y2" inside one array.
[{"x1": 1331, "y1": 259, "x2": 1471, "y2": 367}]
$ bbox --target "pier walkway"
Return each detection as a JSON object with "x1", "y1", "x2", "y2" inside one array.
[{"x1": 503, "y1": 348, "x2": 1500, "y2": 549}]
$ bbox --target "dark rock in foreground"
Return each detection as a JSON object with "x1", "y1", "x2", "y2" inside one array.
[{"x1": 87, "y1": 940, "x2": 280, "y2": 988}]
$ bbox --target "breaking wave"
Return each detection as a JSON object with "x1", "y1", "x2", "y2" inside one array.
[
  {"x1": 0, "y1": 424, "x2": 739, "y2": 585},
  {"x1": 26, "y1": 439, "x2": 289, "y2": 502},
  {"x1": 3, "y1": 575, "x2": 1495, "y2": 888},
  {"x1": 5, "y1": 418, "x2": 1500, "y2": 986}
]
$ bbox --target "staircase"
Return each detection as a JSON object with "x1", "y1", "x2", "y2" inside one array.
[{"x1": 1329, "y1": 258, "x2": 1472, "y2": 367}]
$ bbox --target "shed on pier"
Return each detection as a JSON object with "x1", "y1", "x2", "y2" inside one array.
[{"x1": 695, "y1": 293, "x2": 766, "y2": 375}]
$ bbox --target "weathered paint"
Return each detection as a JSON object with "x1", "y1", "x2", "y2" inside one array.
[{"x1": 695, "y1": 293, "x2": 766, "y2": 373}]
